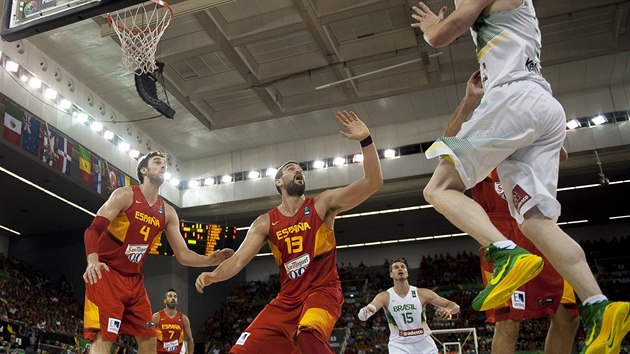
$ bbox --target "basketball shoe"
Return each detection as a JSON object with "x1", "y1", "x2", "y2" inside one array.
[{"x1": 580, "y1": 300, "x2": 630, "y2": 354}]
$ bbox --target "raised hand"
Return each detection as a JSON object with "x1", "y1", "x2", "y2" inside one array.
[
  {"x1": 411, "y1": 2, "x2": 447, "y2": 34},
  {"x1": 195, "y1": 272, "x2": 214, "y2": 293},
  {"x1": 335, "y1": 110, "x2": 370, "y2": 141},
  {"x1": 465, "y1": 70, "x2": 484, "y2": 102}
]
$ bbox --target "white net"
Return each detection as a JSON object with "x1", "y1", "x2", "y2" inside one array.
[
  {"x1": 430, "y1": 328, "x2": 479, "y2": 354},
  {"x1": 108, "y1": 0, "x2": 172, "y2": 74}
]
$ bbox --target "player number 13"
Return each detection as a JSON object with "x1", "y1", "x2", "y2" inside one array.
[{"x1": 284, "y1": 236, "x2": 303, "y2": 254}]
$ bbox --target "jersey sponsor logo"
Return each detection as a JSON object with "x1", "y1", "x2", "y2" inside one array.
[
  {"x1": 512, "y1": 184, "x2": 531, "y2": 213},
  {"x1": 272, "y1": 221, "x2": 280, "y2": 226},
  {"x1": 275, "y1": 222, "x2": 311, "y2": 240},
  {"x1": 512, "y1": 291, "x2": 526, "y2": 310},
  {"x1": 411, "y1": 290, "x2": 416, "y2": 298},
  {"x1": 134, "y1": 210, "x2": 161, "y2": 227},
  {"x1": 107, "y1": 318, "x2": 121, "y2": 334},
  {"x1": 304, "y1": 206, "x2": 310, "y2": 215},
  {"x1": 399, "y1": 328, "x2": 424, "y2": 337},
  {"x1": 284, "y1": 253, "x2": 310, "y2": 280},
  {"x1": 163, "y1": 339, "x2": 179, "y2": 352},
  {"x1": 161, "y1": 324, "x2": 182, "y2": 330},
  {"x1": 125, "y1": 244, "x2": 149, "y2": 263},
  {"x1": 494, "y1": 182, "x2": 507, "y2": 200},
  {"x1": 525, "y1": 57, "x2": 541, "y2": 75},
  {"x1": 235, "y1": 332, "x2": 251, "y2": 346},
  {"x1": 392, "y1": 304, "x2": 417, "y2": 312}
]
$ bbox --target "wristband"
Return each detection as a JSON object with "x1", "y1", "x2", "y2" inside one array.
[
  {"x1": 360, "y1": 135, "x2": 373, "y2": 147},
  {"x1": 84, "y1": 216, "x2": 110, "y2": 256}
]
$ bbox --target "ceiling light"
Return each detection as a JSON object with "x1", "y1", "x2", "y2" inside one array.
[
  {"x1": 591, "y1": 115, "x2": 606, "y2": 125},
  {"x1": 203, "y1": 177, "x2": 214, "y2": 186},
  {"x1": 221, "y1": 175, "x2": 233, "y2": 183},
  {"x1": 566, "y1": 119, "x2": 580, "y2": 129},
  {"x1": 90, "y1": 121, "x2": 103, "y2": 132},
  {"x1": 59, "y1": 99, "x2": 72, "y2": 110},
  {"x1": 312, "y1": 160, "x2": 326, "y2": 169},
  {"x1": 20, "y1": 74, "x2": 28, "y2": 82},
  {"x1": 28, "y1": 77, "x2": 42, "y2": 89},
  {"x1": 248, "y1": 170, "x2": 260, "y2": 179},
  {"x1": 76, "y1": 112, "x2": 88, "y2": 123},
  {"x1": 169, "y1": 177, "x2": 180, "y2": 187},
  {"x1": 188, "y1": 180, "x2": 200, "y2": 189},
  {"x1": 104, "y1": 130, "x2": 115, "y2": 140},
  {"x1": 164, "y1": 172, "x2": 172, "y2": 181},
  {"x1": 333, "y1": 157, "x2": 346, "y2": 166},
  {"x1": 353, "y1": 154, "x2": 364, "y2": 163},
  {"x1": 5, "y1": 61, "x2": 18, "y2": 72},
  {"x1": 44, "y1": 88, "x2": 57, "y2": 100},
  {"x1": 384, "y1": 149, "x2": 396, "y2": 158},
  {"x1": 129, "y1": 149, "x2": 140, "y2": 158},
  {"x1": 266, "y1": 168, "x2": 278, "y2": 177},
  {"x1": 118, "y1": 141, "x2": 130, "y2": 152}
]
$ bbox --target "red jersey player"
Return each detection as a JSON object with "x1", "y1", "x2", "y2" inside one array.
[
  {"x1": 195, "y1": 110, "x2": 383, "y2": 354},
  {"x1": 153, "y1": 289, "x2": 193, "y2": 354},
  {"x1": 82, "y1": 151, "x2": 234, "y2": 354}
]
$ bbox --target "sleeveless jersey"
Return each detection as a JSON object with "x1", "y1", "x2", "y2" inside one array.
[
  {"x1": 267, "y1": 197, "x2": 341, "y2": 304},
  {"x1": 470, "y1": 170, "x2": 510, "y2": 216},
  {"x1": 156, "y1": 310, "x2": 185, "y2": 353},
  {"x1": 98, "y1": 185, "x2": 166, "y2": 275},
  {"x1": 470, "y1": 0, "x2": 551, "y2": 93},
  {"x1": 385, "y1": 286, "x2": 430, "y2": 344}
]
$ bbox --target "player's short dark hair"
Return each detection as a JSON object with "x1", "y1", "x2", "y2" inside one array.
[
  {"x1": 164, "y1": 288, "x2": 177, "y2": 298},
  {"x1": 390, "y1": 258, "x2": 408, "y2": 272},
  {"x1": 274, "y1": 160, "x2": 300, "y2": 195},
  {"x1": 137, "y1": 151, "x2": 166, "y2": 183}
]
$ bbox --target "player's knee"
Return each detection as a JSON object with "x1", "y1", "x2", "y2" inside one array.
[
  {"x1": 423, "y1": 183, "x2": 439, "y2": 205},
  {"x1": 495, "y1": 319, "x2": 520, "y2": 339}
]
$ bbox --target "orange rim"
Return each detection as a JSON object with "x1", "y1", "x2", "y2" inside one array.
[{"x1": 107, "y1": 0, "x2": 173, "y2": 35}]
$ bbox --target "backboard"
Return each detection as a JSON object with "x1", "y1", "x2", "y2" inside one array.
[{"x1": 1, "y1": 0, "x2": 145, "y2": 42}]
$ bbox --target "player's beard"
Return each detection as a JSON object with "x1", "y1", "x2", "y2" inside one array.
[
  {"x1": 285, "y1": 179, "x2": 305, "y2": 197},
  {"x1": 166, "y1": 302, "x2": 177, "y2": 309}
]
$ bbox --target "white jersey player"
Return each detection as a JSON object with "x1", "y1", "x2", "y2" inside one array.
[{"x1": 358, "y1": 258, "x2": 460, "y2": 354}]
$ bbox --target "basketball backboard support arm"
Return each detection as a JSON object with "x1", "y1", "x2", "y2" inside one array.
[{"x1": 1, "y1": 0, "x2": 144, "y2": 42}]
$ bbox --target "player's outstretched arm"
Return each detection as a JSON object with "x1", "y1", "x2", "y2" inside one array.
[
  {"x1": 358, "y1": 291, "x2": 389, "y2": 321},
  {"x1": 195, "y1": 214, "x2": 269, "y2": 293},
  {"x1": 443, "y1": 70, "x2": 483, "y2": 137},
  {"x1": 83, "y1": 187, "x2": 133, "y2": 284},
  {"x1": 317, "y1": 111, "x2": 383, "y2": 216},
  {"x1": 411, "y1": 0, "x2": 491, "y2": 48},
  {"x1": 418, "y1": 288, "x2": 460, "y2": 318},
  {"x1": 165, "y1": 204, "x2": 234, "y2": 267},
  {"x1": 183, "y1": 314, "x2": 194, "y2": 354}
]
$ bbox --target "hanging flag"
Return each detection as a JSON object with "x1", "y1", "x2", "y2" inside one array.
[
  {"x1": 41, "y1": 123, "x2": 58, "y2": 166},
  {"x1": 92, "y1": 155, "x2": 102, "y2": 194},
  {"x1": 119, "y1": 172, "x2": 131, "y2": 187},
  {"x1": 2, "y1": 101, "x2": 23, "y2": 146},
  {"x1": 106, "y1": 161, "x2": 120, "y2": 194},
  {"x1": 21, "y1": 111, "x2": 41, "y2": 156},
  {"x1": 78, "y1": 145, "x2": 92, "y2": 185},
  {"x1": 56, "y1": 134, "x2": 73, "y2": 175}
]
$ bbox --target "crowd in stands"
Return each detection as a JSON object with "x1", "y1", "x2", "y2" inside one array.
[{"x1": 0, "y1": 235, "x2": 629, "y2": 354}]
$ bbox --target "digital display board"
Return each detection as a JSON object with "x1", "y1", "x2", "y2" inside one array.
[{"x1": 149, "y1": 221, "x2": 237, "y2": 257}]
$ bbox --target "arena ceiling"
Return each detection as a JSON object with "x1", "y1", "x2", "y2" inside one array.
[{"x1": 0, "y1": 0, "x2": 629, "y2": 240}]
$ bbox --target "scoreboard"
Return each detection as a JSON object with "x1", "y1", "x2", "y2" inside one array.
[{"x1": 149, "y1": 221, "x2": 237, "y2": 257}]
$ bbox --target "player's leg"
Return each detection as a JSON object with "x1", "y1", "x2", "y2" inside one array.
[
  {"x1": 136, "y1": 336, "x2": 157, "y2": 354},
  {"x1": 88, "y1": 332, "x2": 114, "y2": 354},
  {"x1": 230, "y1": 300, "x2": 300, "y2": 354},
  {"x1": 544, "y1": 304, "x2": 578, "y2": 354},
  {"x1": 295, "y1": 287, "x2": 343, "y2": 354},
  {"x1": 84, "y1": 270, "x2": 126, "y2": 354},
  {"x1": 491, "y1": 319, "x2": 520, "y2": 354},
  {"x1": 123, "y1": 277, "x2": 157, "y2": 354}
]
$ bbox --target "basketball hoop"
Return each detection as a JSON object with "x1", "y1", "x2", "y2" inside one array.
[{"x1": 107, "y1": 0, "x2": 173, "y2": 74}]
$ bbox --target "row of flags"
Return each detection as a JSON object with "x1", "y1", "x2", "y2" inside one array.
[{"x1": 2, "y1": 99, "x2": 133, "y2": 195}]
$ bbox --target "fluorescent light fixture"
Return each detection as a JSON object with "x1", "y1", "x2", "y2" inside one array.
[
  {"x1": 312, "y1": 160, "x2": 326, "y2": 169},
  {"x1": 129, "y1": 149, "x2": 140, "y2": 158},
  {"x1": 247, "y1": 170, "x2": 260, "y2": 179},
  {"x1": 59, "y1": 99, "x2": 72, "y2": 110},
  {"x1": 221, "y1": 175, "x2": 233, "y2": 183},
  {"x1": 90, "y1": 121, "x2": 103, "y2": 132},
  {"x1": 169, "y1": 178, "x2": 180, "y2": 186},
  {"x1": 118, "y1": 141, "x2": 130, "y2": 152},
  {"x1": 610, "y1": 215, "x2": 630, "y2": 220},
  {"x1": 44, "y1": 88, "x2": 57, "y2": 100},
  {"x1": 236, "y1": 226, "x2": 251, "y2": 231},
  {"x1": 20, "y1": 74, "x2": 28, "y2": 82},
  {"x1": 164, "y1": 172, "x2": 172, "y2": 181},
  {"x1": 384, "y1": 149, "x2": 396, "y2": 158},
  {"x1": 28, "y1": 77, "x2": 42, "y2": 89},
  {"x1": 5, "y1": 61, "x2": 19, "y2": 72},
  {"x1": 103, "y1": 130, "x2": 115, "y2": 140},
  {"x1": 353, "y1": 154, "x2": 364, "y2": 163},
  {"x1": 203, "y1": 177, "x2": 214, "y2": 186},
  {"x1": 76, "y1": 112, "x2": 88, "y2": 123},
  {"x1": 591, "y1": 115, "x2": 606, "y2": 125},
  {"x1": 332, "y1": 157, "x2": 346, "y2": 166},
  {"x1": 566, "y1": 119, "x2": 580, "y2": 129},
  {"x1": 188, "y1": 180, "x2": 200, "y2": 188},
  {"x1": 266, "y1": 168, "x2": 278, "y2": 177},
  {"x1": 0, "y1": 224, "x2": 20, "y2": 236}
]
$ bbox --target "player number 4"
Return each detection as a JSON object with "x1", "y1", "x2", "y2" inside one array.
[{"x1": 140, "y1": 225, "x2": 151, "y2": 241}]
